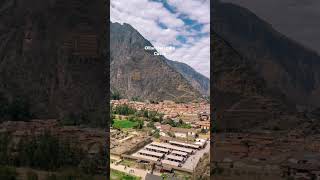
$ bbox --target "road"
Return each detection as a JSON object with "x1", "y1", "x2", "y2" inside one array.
[
  {"x1": 110, "y1": 163, "x2": 149, "y2": 180},
  {"x1": 182, "y1": 140, "x2": 210, "y2": 170}
]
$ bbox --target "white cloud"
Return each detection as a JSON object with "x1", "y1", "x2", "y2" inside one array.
[
  {"x1": 167, "y1": 0, "x2": 210, "y2": 24},
  {"x1": 110, "y1": 0, "x2": 210, "y2": 78}
]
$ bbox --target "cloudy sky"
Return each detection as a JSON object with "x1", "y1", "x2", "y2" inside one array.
[
  {"x1": 111, "y1": 0, "x2": 210, "y2": 78},
  {"x1": 222, "y1": 0, "x2": 320, "y2": 55}
]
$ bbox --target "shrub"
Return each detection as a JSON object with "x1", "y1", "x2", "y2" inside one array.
[{"x1": 111, "y1": 91, "x2": 121, "y2": 100}]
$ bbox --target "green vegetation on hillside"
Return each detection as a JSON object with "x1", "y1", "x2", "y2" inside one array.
[
  {"x1": 112, "y1": 105, "x2": 163, "y2": 122},
  {"x1": 164, "y1": 118, "x2": 191, "y2": 129},
  {"x1": 112, "y1": 105, "x2": 136, "y2": 115}
]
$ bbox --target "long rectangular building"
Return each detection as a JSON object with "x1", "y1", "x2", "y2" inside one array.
[
  {"x1": 166, "y1": 155, "x2": 185, "y2": 162},
  {"x1": 134, "y1": 154, "x2": 159, "y2": 162},
  {"x1": 145, "y1": 145, "x2": 170, "y2": 154},
  {"x1": 169, "y1": 141, "x2": 200, "y2": 149},
  {"x1": 151, "y1": 142, "x2": 193, "y2": 154},
  {"x1": 162, "y1": 159, "x2": 180, "y2": 167},
  {"x1": 171, "y1": 150, "x2": 188, "y2": 157},
  {"x1": 139, "y1": 149, "x2": 164, "y2": 158}
]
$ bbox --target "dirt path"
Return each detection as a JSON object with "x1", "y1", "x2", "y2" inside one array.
[{"x1": 110, "y1": 163, "x2": 150, "y2": 180}]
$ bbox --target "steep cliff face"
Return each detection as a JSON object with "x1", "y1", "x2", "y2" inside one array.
[
  {"x1": 0, "y1": 0, "x2": 106, "y2": 121},
  {"x1": 166, "y1": 59, "x2": 210, "y2": 96},
  {"x1": 110, "y1": 22, "x2": 201, "y2": 102},
  {"x1": 213, "y1": 1, "x2": 320, "y2": 108}
]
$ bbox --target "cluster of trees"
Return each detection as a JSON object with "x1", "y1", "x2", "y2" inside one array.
[
  {"x1": 111, "y1": 105, "x2": 166, "y2": 129},
  {"x1": 112, "y1": 105, "x2": 164, "y2": 122},
  {"x1": 164, "y1": 118, "x2": 191, "y2": 129},
  {"x1": 112, "y1": 105, "x2": 136, "y2": 116},
  {"x1": 135, "y1": 109, "x2": 164, "y2": 122},
  {"x1": 0, "y1": 93, "x2": 33, "y2": 122},
  {"x1": 126, "y1": 115, "x2": 143, "y2": 129}
]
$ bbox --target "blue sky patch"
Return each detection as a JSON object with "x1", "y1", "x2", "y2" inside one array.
[
  {"x1": 156, "y1": 20, "x2": 168, "y2": 29},
  {"x1": 176, "y1": 35, "x2": 187, "y2": 44}
]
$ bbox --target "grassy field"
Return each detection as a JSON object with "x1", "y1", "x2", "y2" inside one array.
[
  {"x1": 113, "y1": 119, "x2": 138, "y2": 129},
  {"x1": 110, "y1": 169, "x2": 141, "y2": 180}
]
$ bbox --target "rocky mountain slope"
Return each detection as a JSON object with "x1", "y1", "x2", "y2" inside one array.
[
  {"x1": 110, "y1": 22, "x2": 202, "y2": 102},
  {"x1": 166, "y1": 59, "x2": 210, "y2": 96},
  {"x1": 213, "y1": 1, "x2": 320, "y2": 108},
  {"x1": 0, "y1": 0, "x2": 106, "y2": 123}
]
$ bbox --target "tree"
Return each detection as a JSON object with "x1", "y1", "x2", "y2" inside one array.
[
  {"x1": 111, "y1": 114, "x2": 115, "y2": 126},
  {"x1": 131, "y1": 96, "x2": 140, "y2": 101},
  {"x1": 142, "y1": 109, "x2": 149, "y2": 118},
  {"x1": 158, "y1": 113, "x2": 164, "y2": 123},
  {"x1": 134, "y1": 119, "x2": 144, "y2": 129},
  {"x1": 147, "y1": 121, "x2": 155, "y2": 129},
  {"x1": 113, "y1": 105, "x2": 136, "y2": 115},
  {"x1": 153, "y1": 129, "x2": 160, "y2": 138},
  {"x1": 111, "y1": 91, "x2": 121, "y2": 100},
  {"x1": 127, "y1": 115, "x2": 136, "y2": 122}
]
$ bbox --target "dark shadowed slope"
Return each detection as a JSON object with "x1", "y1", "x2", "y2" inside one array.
[
  {"x1": 213, "y1": 1, "x2": 320, "y2": 108},
  {"x1": 213, "y1": 31, "x2": 303, "y2": 131},
  {"x1": 0, "y1": 0, "x2": 106, "y2": 123}
]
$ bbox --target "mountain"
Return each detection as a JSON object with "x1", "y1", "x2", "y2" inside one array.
[
  {"x1": 213, "y1": 30, "x2": 303, "y2": 131},
  {"x1": 110, "y1": 22, "x2": 202, "y2": 102},
  {"x1": 213, "y1": 1, "x2": 320, "y2": 108},
  {"x1": 0, "y1": 0, "x2": 106, "y2": 123},
  {"x1": 166, "y1": 59, "x2": 210, "y2": 96}
]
